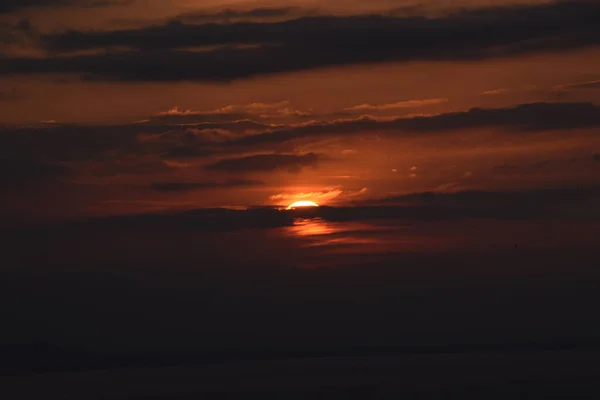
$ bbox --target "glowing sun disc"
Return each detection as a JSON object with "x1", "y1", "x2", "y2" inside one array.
[{"x1": 286, "y1": 201, "x2": 319, "y2": 210}]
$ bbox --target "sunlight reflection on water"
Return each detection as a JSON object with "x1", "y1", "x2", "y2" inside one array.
[
  {"x1": 287, "y1": 218, "x2": 343, "y2": 237},
  {"x1": 287, "y1": 218, "x2": 378, "y2": 239},
  {"x1": 283, "y1": 217, "x2": 411, "y2": 252}
]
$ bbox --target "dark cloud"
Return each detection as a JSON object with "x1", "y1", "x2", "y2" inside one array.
[
  {"x1": 0, "y1": 124, "x2": 142, "y2": 162},
  {"x1": 151, "y1": 179, "x2": 264, "y2": 192},
  {"x1": 491, "y1": 155, "x2": 600, "y2": 176},
  {"x1": 164, "y1": 146, "x2": 213, "y2": 159},
  {"x1": 40, "y1": 1, "x2": 600, "y2": 53},
  {"x1": 556, "y1": 80, "x2": 600, "y2": 91},
  {"x1": 49, "y1": 207, "x2": 297, "y2": 233},
  {"x1": 371, "y1": 185, "x2": 600, "y2": 205},
  {"x1": 10, "y1": 185, "x2": 599, "y2": 235},
  {"x1": 493, "y1": 160, "x2": 555, "y2": 174},
  {"x1": 358, "y1": 185, "x2": 600, "y2": 220},
  {"x1": 0, "y1": 0, "x2": 131, "y2": 13},
  {"x1": 0, "y1": 19, "x2": 38, "y2": 47},
  {"x1": 1, "y1": 1, "x2": 598, "y2": 81},
  {"x1": 0, "y1": 90, "x2": 17, "y2": 101},
  {"x1": 0, "y1": 0, "x2": 70, "y2": 13},
  {"x1": 230, "y1": 102, "x2": 600, "y2": 147},
  {"x1": 593, "y1": 154, "x2": 600, "y2": 162},
  {"x1": 205, "y1": 153, "x2": 325, "y2": 173},
  {"x1": 0, "y1": 157, "x2": 70, "y2": 188},
  {"x1": 90, "y1": 159, "x2": 173, "y2": 177},
  {"x1": 0, "y1": 123, "x2": 230, "y2": 163},
  {"x1": 175, "y1": 7, "x2": 297, "y2": 24},
  {"x1": 88, "y1": 0, "x2": 134, "y2": 7},
  {"x1": 1, "y1": 102, "x2": 598, "y2": 170}
]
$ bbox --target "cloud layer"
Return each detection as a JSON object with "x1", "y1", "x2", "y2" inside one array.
[
  {"x1": 206, "y1": 153, "x2": 325, "y2": 173},
  {"x1": 230, "y1": 102, "x2": 600, "y2": 147},
  {"x1": 151, "y1": 179, "x2": 264, "y2": 192},
  {"x1": 0, "y1": 157, "x2": 70, "y2": 188},
  {"x1": 2, "y1": 1, "x2": 599, "y2": 81},
  {"x1": 1, "y1": 101, "x2": 598, "y2": 170},
  {"x1": 0, "y1": 0, "x2": 128, "y2": 13}
]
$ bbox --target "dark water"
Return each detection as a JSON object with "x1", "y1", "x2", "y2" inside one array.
[
  {"x1": 2, "y1": 212, "x2": 600, "y2": 397},
  {"x1": 3, "y1": 350, "x2": 600, "y2": 399}
]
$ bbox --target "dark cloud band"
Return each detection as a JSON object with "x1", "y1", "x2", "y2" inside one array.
[
  {"x1": 151, "y1": 179, "x2": 264, "y2": 192},
  {"x1": 1, "y1": 102, "x2": 598, "y2": 164},
  {"x1": 205, "y1": 153, "x2": 325, "y2": 173},
  {"x1": 2, "y1": 1, "x2": 599, "y2": 82},
  {"x1": 0, "y1": 0, "x2": 130, "y2": 13},
  {"x1": 230, "y1": 102, "x2": 600, "y2": 147}
]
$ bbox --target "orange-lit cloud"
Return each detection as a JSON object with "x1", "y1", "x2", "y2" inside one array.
[
  {"x1": 270, "y1": 186, "x2": 368, "y2": 205},
  {"x1": 344, "y1": 98, "x2": 448, "y2": 111},
  {"x1": 481, "y1": 89, "x2": 509, "y2": 95},
  {"x1": 552, "y1": 80, "x2": 600, "y2": 92}
]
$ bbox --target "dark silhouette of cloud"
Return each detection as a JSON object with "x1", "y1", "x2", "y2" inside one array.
[
  {"x1": 7, "y1": 185, "x2": 597, "y2": 236},
  {"x1": 175, "y1": 7, "x2": 297, "y2": 24},
  {"x1": 164, "y1": 146, "x2": 213, "y2": 159},
  {"x1": 0, "y1": 0, "x2": 70, "y2": 13},
  {"x1": 0, "y1": 0, "x2": 131, "y2": 13},
  {"x1": 230, "y1": 102, "x2": 600, "y2": 147},
  {"x1": 359, "y1": 185, "x2": 600, "y2": 220},
  {"x1": 0, "y1": 124, "x2": 143, "y2": 162},
  {"x1": 368, "y1": 185, "x2": 600, "y2": 205},
  {"x1": 40, "y1": 1, "x2": 600, "y2": 53},
  {"x1": 151, "y1": 179, "x2": 264, "y2": 192},
  {"x1": 205, "y1": 153, "x2": 325, "y2": 173},
  {"x1": 0, "y1": 19, "x2": 38, "y2": 45},
  {"x1": 90, "y1": 159, "x2": 173, "y2": 177},
  {"x1": 555, "y1": 80, "x2": 600, "y2": 91},
  {"x1": 0, "y1": 123, "x2": 231, "y2": 162},
  {"x1": 0, "y1": 157, "x2": 70, "y2": 188},
  {"x1": 493, "y1": 160, "x2": 555, "y2": 175},
  {"x1": 1, "y1": 102, "x2": 598, "y2": 169},
  {"x1": 0, "y1": 91, "x2": 17, "y2": 101},
  {"x1": 2, "y1": 1, "x2": 598, "y2": 81}
]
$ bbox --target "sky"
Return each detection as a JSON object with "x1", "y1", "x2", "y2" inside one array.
[
  {"x1": 0, "y1": 0, "x2": 599, "y2": 224},
  {"x1": 1, "y1": 0, "x2": 600, "y2": 389}
]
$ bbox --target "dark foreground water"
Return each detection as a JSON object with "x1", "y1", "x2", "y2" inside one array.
[
  {"x1": 2, "y1": 209, "x2": 600, "y2": 397},
  {"x1": 2, "y1": 350, "x2": 600, "y2": 399}
]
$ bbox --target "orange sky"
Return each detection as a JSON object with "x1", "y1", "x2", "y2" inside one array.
[{"x1": 0, "y1": 0, "x2": 599, "y2": 224}]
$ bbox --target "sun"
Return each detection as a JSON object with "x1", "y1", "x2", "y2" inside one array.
[{"x1": 286, "y1": 201, "x2": 319, "y2": 210}]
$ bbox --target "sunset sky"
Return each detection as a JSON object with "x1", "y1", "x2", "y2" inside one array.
[
  {"x1": 1, "y1": 0, "x2": 599, "y2": 225},
  {"x1": 2, "y1": 2, "x2": 600, "y2": 392}
]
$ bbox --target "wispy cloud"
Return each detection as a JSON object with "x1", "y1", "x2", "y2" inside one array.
[
  {"x1": 553, "y1": 79, "x2": 600, "y2": 91},
  {"x1": 151, "y1": 102, "x2": 311, "y2": 124},
  {"x1": 481, "y1": 89, "x2": 509, "y2": 95},
  {"x1": 344, "y1": 99, "x2": 448, "y2": 112},
  {"x1": 229, "y1": 102, "x2": 600, "y2": 147}
]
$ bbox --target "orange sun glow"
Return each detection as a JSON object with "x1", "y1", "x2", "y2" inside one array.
[{"x1": 286, "y1": 201, "x2": 320, "y2": 210}]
